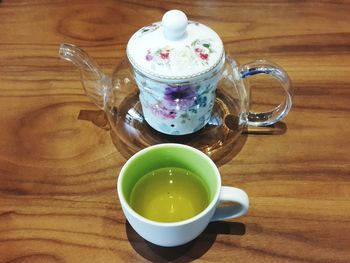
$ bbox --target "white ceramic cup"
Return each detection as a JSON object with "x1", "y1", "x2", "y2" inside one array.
[{"x1": 117, "y1": 143, "x2": 249, "y2": 247}]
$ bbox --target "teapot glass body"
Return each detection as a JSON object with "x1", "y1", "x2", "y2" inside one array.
[{"x1": 59, "y1": 44, "x2": 291, "y2": 161}]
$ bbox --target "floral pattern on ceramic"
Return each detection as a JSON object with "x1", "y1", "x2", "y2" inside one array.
[
  {"x1": 164, "y1": 85, "x2": 197, "y2": 110},
  {"x1": 136, "y1": 23, "x2": 160, "y2": 37},
  {"x1": 191, "y1": 39, "x2": 214, "y2": 65},
  {"x1": 126, "y1": 11, "x2": 226, "y2": 135},
  {"x1": 145, "y1": 46, "x2": 173, "y2": 68},
  {"x1": 144, "y1": 39, "x2": 214, "y2": 70},
  {"x1": 134, "y1": 70, "x2": 219, "y2": 135}
]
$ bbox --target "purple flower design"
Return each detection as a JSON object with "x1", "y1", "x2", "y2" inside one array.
[
  {"x1": 163, "y1": 85, "x2": 197, "y2": 110},
  {"x1": 145, "y1": 50, "x2": 153, "y2": 61},
  {"x1": 151, "y1": 104, "x2": 176, "y2": 119}
]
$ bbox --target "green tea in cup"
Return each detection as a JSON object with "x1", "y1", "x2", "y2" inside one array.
[
  {"x1": 130, "y1": 167, "x2": 210, "y2": 222},
  {"x1": 117, "y1": 143, "x2": 249, "y2": 247}
]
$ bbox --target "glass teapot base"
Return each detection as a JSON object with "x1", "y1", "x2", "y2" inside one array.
[{"x1": 109, "y1": 89, "x2": 245, "y2": 164}]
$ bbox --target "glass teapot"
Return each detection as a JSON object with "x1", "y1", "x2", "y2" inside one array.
[{"x1": 59, "y1": 10, "x2": 292, "y2": 162}]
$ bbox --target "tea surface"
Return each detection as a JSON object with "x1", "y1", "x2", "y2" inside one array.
[{"x1": 129, "y1": 167, "x2": 210, "y2": 222}]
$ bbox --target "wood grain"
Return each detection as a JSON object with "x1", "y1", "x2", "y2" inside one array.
[{"x1": 0, "y1": 0, "x2": 349, "y2": 262}]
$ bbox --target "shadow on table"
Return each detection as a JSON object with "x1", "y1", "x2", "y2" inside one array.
[
  {"x1": 244, "y1": 121, "x2": 287, "y2": 135},
  {"x1": 215, "y1": 121, "x2": 287, "y2": 166},
  {"x1": 126, "y1": 221, "x2": 246, "y2": 262}
]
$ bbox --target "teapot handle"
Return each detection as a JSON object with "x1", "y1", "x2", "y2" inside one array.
[{"x1": 239, "y1": 60, "x2": 292, "y2": 126}]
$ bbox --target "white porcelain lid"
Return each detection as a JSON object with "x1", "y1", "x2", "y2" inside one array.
[{"x1": 127, "y1": 10, "x2": 224, "y2": 81}]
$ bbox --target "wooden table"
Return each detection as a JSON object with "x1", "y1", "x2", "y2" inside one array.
[{"x1": 1, "y1": 1, "x2": 349, "y2": 262}]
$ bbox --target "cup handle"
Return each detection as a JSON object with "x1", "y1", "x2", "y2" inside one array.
[
  {"x1": 239, "y1": 60, "x2": 292, "y2": 126},
  {"x1": 210, "y1": 186, "x2": 249, "y2": 222}
]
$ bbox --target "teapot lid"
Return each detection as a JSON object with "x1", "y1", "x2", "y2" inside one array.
[{"x1": 127, "y1": 10, "x2": 224, "y2": 81}]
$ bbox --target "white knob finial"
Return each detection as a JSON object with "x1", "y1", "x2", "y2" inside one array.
[{"x1": 162, "y1": 10, "x2": 188, "y2": 40}]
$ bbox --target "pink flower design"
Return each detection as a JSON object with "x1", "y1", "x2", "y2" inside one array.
[
  {"x1": 192, "y1": 39, "x2": 213, "y2": 64},
  {"x1": 151, "y1": 104, "x2": 176, "y2": 119},
  {"x1": 144, "y1": 39, "x2": 214, "y2": 67},
  {"x1": 160, "y1": 49, "x2": 170, "y2": 60},
  {"x1": 194, "y1": 47, "x2": 208, "y2": 61},
  {"x1": 199, "y1": 53, "x2": 208, "y2": 60},
  {"x1": 145, "y1": 47, "x2": 172, "y2": 64}
]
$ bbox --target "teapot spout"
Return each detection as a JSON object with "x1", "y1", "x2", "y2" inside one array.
[{"x1": 59, "y1": 43, "x2": 111, "y2": 109}]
